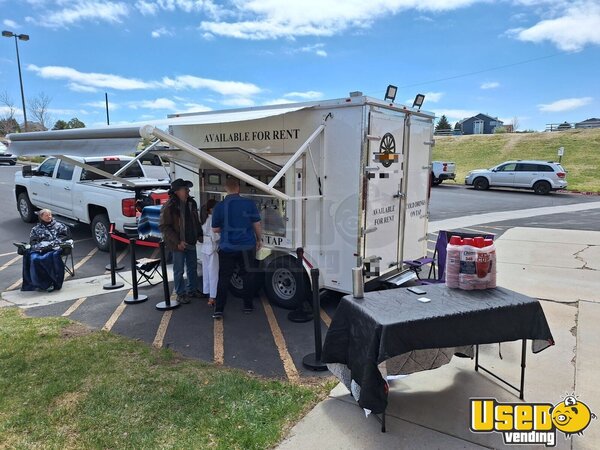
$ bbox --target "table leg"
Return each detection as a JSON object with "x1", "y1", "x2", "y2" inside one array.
[{"x1": 520, "y1": 339, "x2": 526, "y2": 400}]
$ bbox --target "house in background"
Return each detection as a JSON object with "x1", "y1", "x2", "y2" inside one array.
[
  {"x1": 575, "y1": 118, "x2": 600, "y2": 129},
  {"x1": 459, "y1": 114, "x2": 504, "y2": 135}
]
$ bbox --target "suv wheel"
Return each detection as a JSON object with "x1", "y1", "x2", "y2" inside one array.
[
  {"x1": 91, "y1": 213, "x2": 111, "y2": 251},
  {"x1": 533, "y1": 180, "x2": 551, "y2": 195},
  {"x1": 17, "y1": 192, "x2": 36, "y2": 223},
  {"x1": 473, "y1": 177, "x2": 489, "y2": 190}
]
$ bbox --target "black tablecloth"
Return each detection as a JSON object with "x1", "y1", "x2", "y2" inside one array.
[{"x1": 321, "y1": 285, "x2": 554, "y2": 414}]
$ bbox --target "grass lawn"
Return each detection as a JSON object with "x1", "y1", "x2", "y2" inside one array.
[
  {"x1": 433, "y1": 128, "x2": 600, "y2": 192},
  {"x1": 0, "y1": 308, "x2": 330, "y2": 449}
]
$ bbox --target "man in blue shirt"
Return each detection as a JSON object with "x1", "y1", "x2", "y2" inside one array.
[{"x1": 212, "y1": 177, "x2": 262, "y2": 319}]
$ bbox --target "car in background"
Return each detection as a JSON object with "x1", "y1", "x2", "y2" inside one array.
[
  {"x1": 0, "y1": 141, "x2": 17, "y2": 165},
  {"x1": 431, "y1": 161, "x2": 456, "y2": 185},
  {"x1": 465, "y1": 160, "x2": 567, "y2": 195}
]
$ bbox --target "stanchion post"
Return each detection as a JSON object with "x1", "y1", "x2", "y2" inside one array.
[
  {"x1": 104, "y1": 223, "x2": 124, "y2": 271},
  {"x1": 287, "y1": 247, "x2": 313, "y2": 323},
  {"x1": 103, "y1": 224, "x2": 124, "y2": 290},
  {"x1": 124, "y1": 238, "x2": 147, "y2": 304},
  {"x1": 156, "y1": 240, "x2": 179, "y2": 311},
  {"x1": 302, "y1": 268, "x2": 328, "y2": 371}
]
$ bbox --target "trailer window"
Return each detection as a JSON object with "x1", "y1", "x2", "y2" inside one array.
[
  {"x1": 80, "y1": 160, "x2": 144, "y2": 181},
  {"x1": 207, "y1": 174, "x2": 221, "y2": 185}
]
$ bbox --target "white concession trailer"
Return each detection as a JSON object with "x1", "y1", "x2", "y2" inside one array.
[{"x1": 8, "y1": 94, "x2": 435, "y2": 309}]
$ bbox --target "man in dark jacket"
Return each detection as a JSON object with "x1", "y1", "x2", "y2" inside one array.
[{"x1": 159, "y1": 178, "x2": 202, "y2": 303}]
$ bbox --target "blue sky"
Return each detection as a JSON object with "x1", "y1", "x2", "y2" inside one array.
[{"x1": 1, "y1": 0, "x2": 599, "y2": 130}]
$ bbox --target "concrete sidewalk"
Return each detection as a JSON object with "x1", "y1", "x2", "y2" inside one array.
[{"x1": 278, "y1": 228, "x2": 600, "y2": 450}]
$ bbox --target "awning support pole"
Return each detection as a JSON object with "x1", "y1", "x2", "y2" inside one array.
[
  {"x1": 144, "y1": 126, "x2": 290, "y2": 201},
  {"x1": 57, "y1": 155, "x2": 136, "y2": 187},
  {"x1": 267, "y1": 125, "x2": 325, "y2": 189},
  {"x1": 114, "y1": 139, "x2": 160, "y2": 177}
]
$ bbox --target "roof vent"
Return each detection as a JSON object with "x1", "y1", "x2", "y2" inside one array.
[{"x1": 349, "y1": 91, "x2": 363, "y2": 97}]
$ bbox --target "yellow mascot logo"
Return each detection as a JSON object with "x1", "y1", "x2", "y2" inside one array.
[{"x1": 551, "y1": 395, "x2": 596, "y2": 438}]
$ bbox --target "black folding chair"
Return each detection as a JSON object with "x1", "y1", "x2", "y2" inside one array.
[
  {"x1": 14, "y1": 240, "x2": 75, "y2": 277},
  {"x1": 135, "y1": 258, "x2": 163, "y2": 286}
]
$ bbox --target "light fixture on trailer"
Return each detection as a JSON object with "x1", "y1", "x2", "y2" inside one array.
[
  {"x1": 384, "y1": 85, "x2": 397, "y2": 103},
  {"x1": 412, "y1": 94, "x2": 425, "y2": 110}
]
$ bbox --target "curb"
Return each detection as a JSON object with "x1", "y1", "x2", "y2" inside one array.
[{"x1": 557, "y1": 190, "x2": 600, "y2": 196}]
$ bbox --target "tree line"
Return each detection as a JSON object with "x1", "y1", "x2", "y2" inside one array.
[{"x1": 0, "y1": 90, "x2": 85, "y2": 136}]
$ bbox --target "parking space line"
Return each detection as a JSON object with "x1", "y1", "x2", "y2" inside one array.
[
  {"x1": 213, "y1": 318, "x2": 224, "y2": 365},
  {"x1": 62, "y1": 297, "x2": 87, "y2": 317},
  {"x1": 74, "y1": 247, "x2": 98, "y2": 271},
  {"x1": 260, "y1": 294, "x2": 299, "y2": 382},
  {"x1": 6, "y1": 278, "x2": 22, "y2": 291},
  {"x1": 153, "y1": 310, "x2": 172, "y2": 349},
  {"x1": 320, "y1": 308, "x2": 332, "y2": 327},
  {"x1": 101, "y1": 292, "x2": 129, "y2": 332},
  {"x1": 0, "y1": 251, "x2": 17, "y2": 258},
  {"x1": 0, "y1": 255, "x2": 21, "y2": 272}
]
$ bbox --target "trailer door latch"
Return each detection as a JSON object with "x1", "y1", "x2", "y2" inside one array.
[
  {"x1": 393, "y1": 192, "x2": 405, "y2": 199},
  {"x1": 362, "y1": 227, "x2": 378, "y2": 236}
]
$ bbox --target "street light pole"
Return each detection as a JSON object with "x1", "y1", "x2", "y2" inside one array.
[{"x1": 2, "y1": 30, "x2": 29, "y2": 132}]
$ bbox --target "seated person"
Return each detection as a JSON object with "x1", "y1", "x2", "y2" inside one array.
[{"x1": 20, "y1": 209, "x2": 71, "y2": 292}]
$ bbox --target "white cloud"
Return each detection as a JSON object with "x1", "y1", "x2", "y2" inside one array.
[
  {"x1": 221, "y1": 97, "x2": 256, "y2": 107},
  {"x1": 85, "y1": 100, "x2": 119, "y2": 110},
  {"x1": 28, "y1": 64, "x2": 156, "y2": 90},
  {"x1": 404, "y1": 92, "x2": 443, "y2": 104},
  {"x1": 161, "y1": 75, "x2": 261, "y2": 96},
  {"x1": 68, "y1": 83, "x2": 99, "y2": 93},
  {"x1": 510, "y1": 1, "x2": 600, "y2": 51},
  {"x1": 480, "y1": 81, "x2": 500, "y2": 90},
  {"x1": 284, "y1": 91, "x2": 323, "y2": 100},
  {"x1": 151, "y1": 27, "x2": 173, "y2": 38},
  {"x1": 48, "y1": 108, "x2": 88, "y2": 116},
  {"x1": 130, "y1": 98, "x2": 178, "y2": 110},
  {"x1": 433, "y1": 109, "x2": 478, "y2": 121},
  {"x1": 135, "y1": 0, "x2": 222, "y2": 17},
  {"x1": 3, "y1": 19, "x2": 20, "y2": 29},
  {"x1": 538, "y1": 97, "x2": 593, "y2": 112},
  {"x1": 180, "y1": 102, "x2": 212, "y2": 113},
  {"x1": 263, "y1": 98, "x2": 297, "y2": 106},
  {"x1": 36, "y1": 1, "x2": 129, "y2": 28},
  {"x1": 199, "y1": 0, "x2": 482, "y2": 40},
  {"x1": 298, "y1": 43, "x2": 328, "y2": 57}
]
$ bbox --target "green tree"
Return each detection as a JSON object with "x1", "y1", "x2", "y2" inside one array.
[
  {"x1": 52, "y1": 120, "x2": 69, "y2": 130},
  {"x1": 435, "y1": 115, "x2": 451, "y2": 131},
  {"x1": 454, "y1": 121, "x2": 461, "y2": 131},
  {"x1": 67, "y1": 117, "x2": 85, "y2": 129}
]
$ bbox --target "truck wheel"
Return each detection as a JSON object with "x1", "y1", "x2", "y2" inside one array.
[
  {"x1": 17, "y1": 192, "x2": 36, "y2": 223},
  {"x1": 264, "y1": 256, "x2": 308, "y2": 310},
  {"x1": 152, "y1": 155, "x2": 162, "y2": 166},
  {"x1": 473, "y1": 177, "x2": 489, "y2": 190},
  {"x1": 431, "y1": 176, "x2": 442, "y2": 186},
  {"x1": 91, "y1": 214, "x2": 110, "y2": 251},
  {"x1": 533, "y1": 181, "x2": 551, "y2": 195},
  {"x1": 10, "y1": 160, "x2": 16, "y2": 166}
]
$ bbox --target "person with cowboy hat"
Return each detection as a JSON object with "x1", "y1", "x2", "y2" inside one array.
[{"x1": 159, "y1": 178, "x2": 203, "y2": 303}]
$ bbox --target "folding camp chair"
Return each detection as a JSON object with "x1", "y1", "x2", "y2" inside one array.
[
  {"x1": 403, "y1": 230, "x2": 495, "y2": 285},
  {"x1": 14, "y1": 240, "x2": 75, "y2": 277},
  {"x1": 135, "y1": 257, "x2": 163, "y2": 286}
]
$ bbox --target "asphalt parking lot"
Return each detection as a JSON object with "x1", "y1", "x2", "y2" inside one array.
[{"x1": 1, "y1": 163, "x2": 599, "y2": 381}]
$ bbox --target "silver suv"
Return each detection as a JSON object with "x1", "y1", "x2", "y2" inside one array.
[{"x1": 465, "y1": 160, "x2": 567, "y2": 195}]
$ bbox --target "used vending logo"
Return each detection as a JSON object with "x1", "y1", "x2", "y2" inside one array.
[{"x1": 470, "y1": 395, "x2": 596, "y2": 446}]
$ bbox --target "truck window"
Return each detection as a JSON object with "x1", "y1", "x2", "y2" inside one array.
[
  {"x1": 80, "y1": 159, "x2": 144, "y2": 181},
  {"x1": 37, "y1": 158, "x2": 57, "y2": 177},
  {"x1": 56, "y1": 160, "x2": 75, "y2": 180}
]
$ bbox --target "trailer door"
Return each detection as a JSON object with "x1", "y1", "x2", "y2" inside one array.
[
  {"x1": 401, "y1": 115, "x2": 432, "y2": 262},
  {"x1": 363, "y1": 112, "x2": 405, "y2": 279}
]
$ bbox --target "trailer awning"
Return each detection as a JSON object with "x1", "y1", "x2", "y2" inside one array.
[{"x1": 6, "y1": 105, "x2": 307, "y2": 157}]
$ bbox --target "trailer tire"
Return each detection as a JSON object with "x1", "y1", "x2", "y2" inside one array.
[
  {"x1": 264, "y1": 256, "x2": 308, "y2": 310},
  {"x1": 473, "y1": 177, "x2": 489, "y2": 190},
  {"x1": 17, "y1": 192, "x2": 36, "y2": 223},
  {"x1": 91, "y1": 213, "x2": 111, "y2": 252}
]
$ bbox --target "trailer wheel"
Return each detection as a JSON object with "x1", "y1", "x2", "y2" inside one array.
[
  {"x1": 264, "y1": 256, "x2": 308, "y2": 310},
  {"x1": 228, "y1": 268, "x2": 245, "y2": 297}
]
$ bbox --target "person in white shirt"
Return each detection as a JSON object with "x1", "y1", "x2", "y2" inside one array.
[{"x1": 200, "y1": 199, "x2": 219, "y2": 306}]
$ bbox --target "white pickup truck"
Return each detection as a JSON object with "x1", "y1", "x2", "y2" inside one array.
[
  {"x1": 431, "y1": 161, "x2": 456, "y2": 186},
  {"x1": 15, "y1": 156, "x2": 170, "y2": 251}
]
